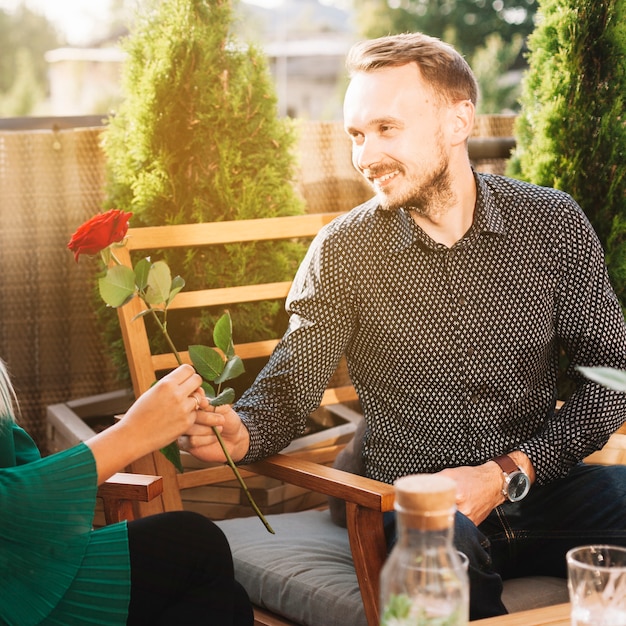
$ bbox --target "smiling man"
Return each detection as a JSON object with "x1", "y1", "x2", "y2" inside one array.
[{"x1": 184, "y1": 33, "x2": 626, "y2": 619}]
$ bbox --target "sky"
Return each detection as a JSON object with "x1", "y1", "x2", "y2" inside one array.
[{"x1": 0, "y1": 0, "x2": 287, "y2": 45}]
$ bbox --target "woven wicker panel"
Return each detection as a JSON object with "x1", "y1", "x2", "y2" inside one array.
[
  {"x1": 471, "y1": 114, "x2": 516, "y2": 175},
  {"x1": 472, "y1": 114, "x2": 517, "y2": 138},
  {"x1": 294, "y1": 120, "x2": 373, "y2": 213},
  {"x1": 0, "y1": 127, "x2": 119, "y2": 450}
]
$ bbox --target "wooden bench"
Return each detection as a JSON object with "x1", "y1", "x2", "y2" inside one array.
[{"x1": 98, "y1": 212, "x2": 626, "y2": 626}]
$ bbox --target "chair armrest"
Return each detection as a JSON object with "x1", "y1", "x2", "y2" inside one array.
[
  {"x1": 247, "y1": 453, "x2": 395, "y2": 512},
  {"x1": 97, "y1": 472, "x2": 163, "y2": 524}
]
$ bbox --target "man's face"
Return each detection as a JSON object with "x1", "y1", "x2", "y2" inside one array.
[{"x1": 343, "y1": 63, "x2": 453, "y2": 215}]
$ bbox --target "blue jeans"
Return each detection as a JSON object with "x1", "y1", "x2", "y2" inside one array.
[{"x1": 384, "y1": 463, "x2": 626, "y2": 621}]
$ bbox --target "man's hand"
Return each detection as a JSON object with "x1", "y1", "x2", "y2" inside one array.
[
  {"x1": 437, "y1": 464, "x2": 505, "y2": 525},
  {"x1": 438, "y1": 451, "x2": 535, "y2": 525},
  {"x1": 182, "y1": 403, "x2": 250, "y2": 464}
]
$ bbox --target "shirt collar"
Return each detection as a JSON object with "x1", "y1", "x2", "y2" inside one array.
[
  {"x1": 473, "y1": 171, "x2": 507, "y2": 238},
  {"x1": 378, "y1": 170, "x2": 508, "y2": 254}
]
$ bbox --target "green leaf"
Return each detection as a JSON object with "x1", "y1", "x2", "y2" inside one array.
[
  {"x1": 215, "y1": 355, "x2": 245, "y2": 384},
  {"x1": 99, "y1": 265, "x2": 136, "y2": 307},
  {"x1": 214, "y1": 312, "x2": 235, "y2": 358},
  {"x1": 166, "y1": 275, "x2": 185, "y2": 306},
  {"x1": 134, "y1": 257, "x2": 151, "y2": 291},
  {"x1": 211, "y1": 387, "x2": 235, "y2": 406},
  {"x1": 189, "y1": 344, "x2": 224, "y2": 382},
  {"x1": 201, "y1": 380, "x2": 216, "y2": 399},
  {"x1": 160, "y1": 440, "x2": 184, "y2": 473},
  {"x1": 144, "y1": 260, "x2": 172, "y2": 306},
  {"x1": 577, "y1": 366, "x2": 626, "y2": 392}
]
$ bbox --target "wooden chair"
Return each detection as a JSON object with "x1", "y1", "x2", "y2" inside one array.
[
  {"x1": 98, "y1": 211, "x2": 626, "y2": 626},
  {"x1": 110, "y1": 212, "x2": 361, "y2": 511},
  {"x1": 101, "y1": 212, "x2": 395, "y2": 625}
]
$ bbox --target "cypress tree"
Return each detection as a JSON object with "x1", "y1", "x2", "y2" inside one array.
[
  {"x1": 100, "y1": 0, "x2": 307, "y2": 382},
  {"x1": 508, "y1": 0, "x2": 626, "y2": 307}
]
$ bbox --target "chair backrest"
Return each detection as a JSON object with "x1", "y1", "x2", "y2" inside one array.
[{"x1": 115, "y1": 212, "x2": 359, "y2": 515}]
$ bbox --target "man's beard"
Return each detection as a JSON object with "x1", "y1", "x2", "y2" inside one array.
[{"x1": 376, "y1": 156, "x2": 453, "y2": 217}]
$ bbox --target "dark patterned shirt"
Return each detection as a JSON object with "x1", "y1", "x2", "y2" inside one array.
[{"x1": 235, "y1": 172, "x2": 626, "y2": 485}]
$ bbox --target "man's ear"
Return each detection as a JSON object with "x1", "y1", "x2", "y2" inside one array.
[{"x1": 450, "y1": 99, "x2": 475, "y2": 147}]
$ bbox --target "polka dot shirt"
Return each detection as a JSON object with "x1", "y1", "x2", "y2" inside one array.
[{"x1": 235, "y1": 172, "x2": 626, "y2": 486}]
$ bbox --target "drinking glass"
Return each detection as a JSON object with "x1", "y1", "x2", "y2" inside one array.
[{"x1": 567, "y1": 544, "x2": 626, "y2": 626}]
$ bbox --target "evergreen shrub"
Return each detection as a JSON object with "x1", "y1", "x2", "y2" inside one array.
[
  {"x1": 100, "y1": 0, "x2": 308, "y2": 384},
  {"x1": 508, "y1": 0, "x2": 626, "y2": 308}
]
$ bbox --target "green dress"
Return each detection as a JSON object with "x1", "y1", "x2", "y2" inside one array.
[{"x1": 0, "y1": 421, "x2": 130, "y2": 625}]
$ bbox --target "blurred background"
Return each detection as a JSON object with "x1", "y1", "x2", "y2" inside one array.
[{"x1": 0, "y1": 0, "x2": 536, "y2": 121}]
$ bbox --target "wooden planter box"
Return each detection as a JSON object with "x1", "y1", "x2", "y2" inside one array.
[{"x1": 46, "y1": 390, "x2": 360, "y2": 522}]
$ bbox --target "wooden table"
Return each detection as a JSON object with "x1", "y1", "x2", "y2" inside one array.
[{"x1": 473, "y1": 603, "x2": 571, "y2": 625}]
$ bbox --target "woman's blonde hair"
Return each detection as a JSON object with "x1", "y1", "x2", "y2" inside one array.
[
  {"x1": 0, "y1": 359, "x2": 18, "y2": 422},
  {"x1": 346, "y1": 32, "x2": 479, "y2": 106}
]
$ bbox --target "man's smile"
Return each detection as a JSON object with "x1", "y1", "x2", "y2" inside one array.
[{"x1": 366, "y1": 168, "x2": 401, "y2": 188}]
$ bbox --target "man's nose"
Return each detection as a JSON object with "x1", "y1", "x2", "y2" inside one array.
[{"x1": 354, "y1": 136, "x2": 381, "y2": 172}]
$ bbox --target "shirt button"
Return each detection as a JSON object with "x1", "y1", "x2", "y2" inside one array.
[
  {"x1": 470, "y1": 393, "x2": 479, "y2": 403},
  {"x1": 466, "y1": 346, "x2": 475, "y2": 357},
  {"x1": 458, "y1": 295, "x2": 467, "y2": 306}
]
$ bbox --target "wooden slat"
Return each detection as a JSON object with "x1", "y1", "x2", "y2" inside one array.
[
  {"x1": 177, "y1": 445, "x2": 347, "y2": 491},
  {"x1": 281, "y1": 445, "x2": 346, "y2": 464},
  {"x1": 124, "y1": 212, "x2": 344, "y2": 250},
  {"x1": 253, "y1": 607, "x2": 297, "y2": 626},
  {"x1": 150, "y1": 339, "x2": 281, "y2": 373},
  {"x1": 177, "y1": 464, "x2": 258, "y2": 490},
  {"x1": 166, "y1": 282, "x2": 292, "y2": 309}
]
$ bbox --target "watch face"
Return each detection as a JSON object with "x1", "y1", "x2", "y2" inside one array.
[{"x1": 508, "y1": 471, "x2": 530, "y2": 502}]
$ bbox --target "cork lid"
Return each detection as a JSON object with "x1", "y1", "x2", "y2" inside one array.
[{"x1": 394, "y1": 474, "x2": 457, "y2": 530}]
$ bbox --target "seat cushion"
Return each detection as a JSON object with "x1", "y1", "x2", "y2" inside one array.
[
  {"x1": 501, "y1": 575, "x2": 568, "y2": 613},
  {"x1": 216, "y1": 509, "x2": 569, "y2": 626},
  {"x1": 217, "y1": 509, "x2": 366, "y2": 626}
]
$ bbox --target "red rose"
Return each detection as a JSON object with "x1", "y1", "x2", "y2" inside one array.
[{"x1": 67, "y1": 209, "x2": 133, "y2": 261}]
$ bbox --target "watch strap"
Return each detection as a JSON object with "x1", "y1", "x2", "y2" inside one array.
[{"x1": 492, "y1": 454, "x2": 519, "y2": 475}]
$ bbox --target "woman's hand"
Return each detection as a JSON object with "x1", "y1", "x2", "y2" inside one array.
[
  {"x1": 86, "y1": 364, "x2": 209, "y2": 483},
  {"x1": 125, "y1": 365, "x2": 209, "y2": 451}
]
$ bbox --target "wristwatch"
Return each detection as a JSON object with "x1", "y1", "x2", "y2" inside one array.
[{"x1": 492, "y1": 454, "x2": 531, "y2": 502}]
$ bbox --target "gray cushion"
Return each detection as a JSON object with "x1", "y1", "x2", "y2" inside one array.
[
  {"x1": 501, "y1": 576, "x2": 568, "y2": 613},
  {"x1": 217, "y1": 509, "x2": 365, "y2": 626},
  {"x1": 217, "y1": 509, "x2": 569, "y2": 625}
]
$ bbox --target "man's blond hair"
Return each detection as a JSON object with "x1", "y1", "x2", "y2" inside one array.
[{"x1": 346, "y1": 32, "x2": 479, "y2": 106}]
